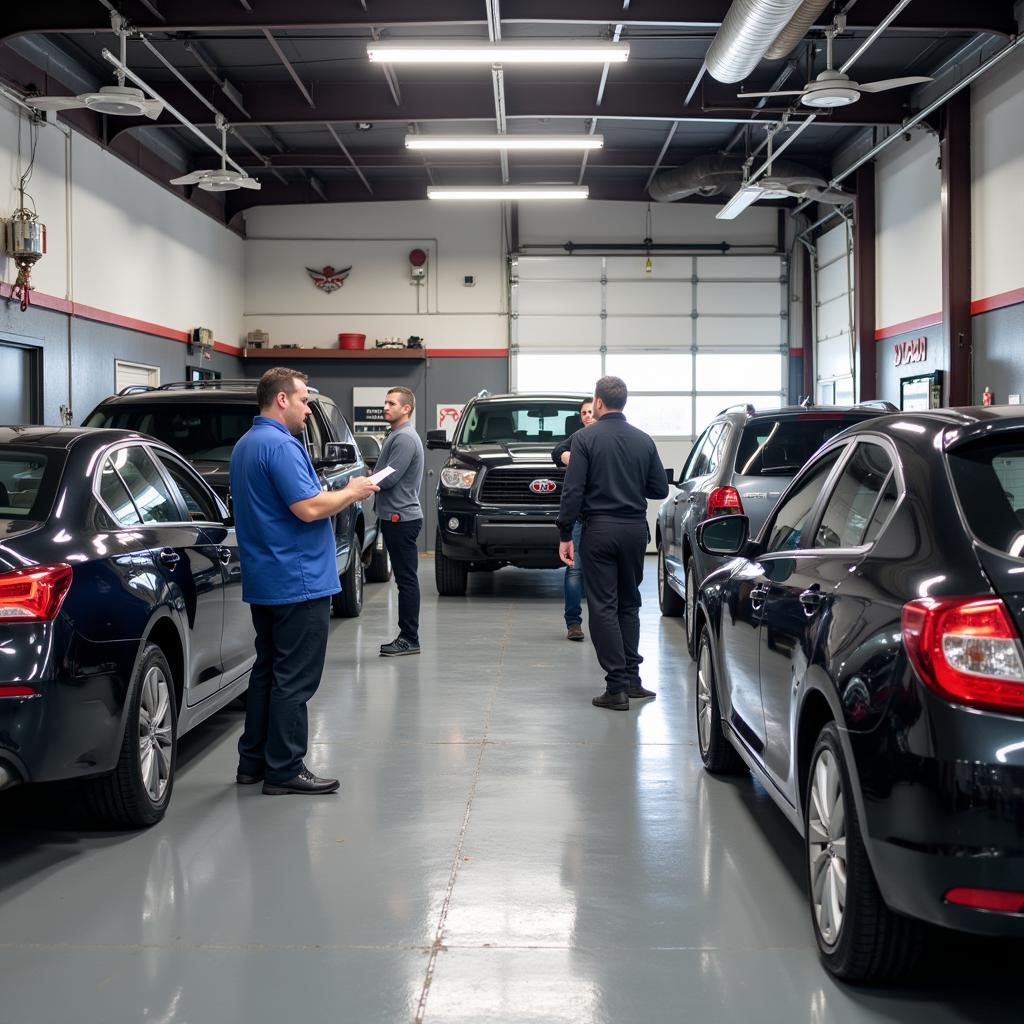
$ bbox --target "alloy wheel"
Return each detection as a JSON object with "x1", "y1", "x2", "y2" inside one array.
[
  {"x1": 807, "y1": 749, "x2": 848, "y2": 947},
  {"x1": 138, "y1": 664, "x2": 173, "y2": 803},
  {"x1": 696, "y1": 642, "x2": 713, "y2": 755}
]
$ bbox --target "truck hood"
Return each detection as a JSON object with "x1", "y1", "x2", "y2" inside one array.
[{"x1": 451, "y1": 442, "x2": 559, "y2": 468}]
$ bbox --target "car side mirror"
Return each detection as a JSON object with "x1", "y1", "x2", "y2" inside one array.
[
  {"x1": 427, "y1": 429, "x2": 452, "y2": 450},
  {"x1": 696, "y1": 514, "x2": 749, "y2": 557},
  {"x1": 665, "y1": 468, "x2": 675, "y2": 487},
  {"x1": 319, "y1": 441, "x2": 358, "y2": 467}
]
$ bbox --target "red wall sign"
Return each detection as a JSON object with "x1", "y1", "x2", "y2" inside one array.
[{"x1": 894, "y1": 336, "x2": 928, "y2": 366}]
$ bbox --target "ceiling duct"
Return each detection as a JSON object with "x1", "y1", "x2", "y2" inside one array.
[
  {"x1": 765, "y1": 0, "x2": 831, "y2": 60},
  {"x1": 705, "y1": 0, "x2": 806, "y2": 84}
]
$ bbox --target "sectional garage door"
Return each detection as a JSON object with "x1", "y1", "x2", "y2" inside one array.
[
  {"x1": 814, "y1": 222, "x2": 856, "y2": 405},
  {"x1": 510, "y1": 254, "x2": 789, "y2": 442}
]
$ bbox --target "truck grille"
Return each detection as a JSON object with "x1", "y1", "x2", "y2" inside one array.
[{"x1": 479, "y1": 467, "x2": 565, "y2": 504}]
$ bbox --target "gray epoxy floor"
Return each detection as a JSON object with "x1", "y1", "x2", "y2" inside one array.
[{"x1": 1, "y1": 558, "x2": 1020, "y2": 1023}]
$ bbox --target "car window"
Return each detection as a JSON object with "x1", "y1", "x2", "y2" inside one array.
[
  {"x1": 304, "y1": 407, "x2": 325, "y2": 462},
  {"x1": 320, "y1": 399, "x2": 356, "y2": 445},
  {"x1": 152, "y1": 450, "x2": 221, "y2": 523},
  {"x1": 814, "y1": 443, "x2": 895, "y2": 549},
  {"x1": 680, "y1": 427, "x2": 710, "y2": 482},
  {"x1": 110, "y1": 446, "x2": 181, "y2": 524},
  {"x1": 862, "y1": 472, "x2": 899, "y2": 546},
  {"x1": 0, "y1": 451, "x2": 56, "y2": 521},
  {"x1": 706, "y1": 424, "x2": 730, "y2": 476},
  {"x1": 685, "y1": 424, "x2": 723, "y2": 482},
  {"x1": 735, "y1": 415, "x2": 870, "y2": 478},
  {"x1": 459, "y1": 402, "x2": 583, "y2": 444},
  {"x1": 947, "y1": 435, "x2": 1024, "y2": 557},
  {"x1": 764, "y1": 448, "x2": 843, "y2": 553},
  {"x1": 98, "y1": 457, "x2": 143, "y2": 526}
]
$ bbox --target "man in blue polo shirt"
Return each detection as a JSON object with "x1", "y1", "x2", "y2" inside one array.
[{"x1": 230, "y1": 367, "x2": 378, "y2": 795}]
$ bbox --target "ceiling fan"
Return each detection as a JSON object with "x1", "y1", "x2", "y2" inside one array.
[
  {"x1": 739, "y1": 26, "x2": 931, "y2": 109},
  {"x1": 170, "y1": 116, "x2": 261, "y2": 192},
  {"x1": 28, "y1": 15, "x2": 164, "y2": 120}
]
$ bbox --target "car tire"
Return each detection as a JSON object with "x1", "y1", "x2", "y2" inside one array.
[
  {"x1": 365, "y1": 531, "x2": 392, "y2": 582},
  {"x1": 333, "y1": 551, "x2": 364, "y2": 617},
  {"x1": 657, "y1": 545, "x2": 684, "y2": 617},
  {"x1": 84, "y1": 643, "x2": 177, "y2": 829},
  {"x1": 683, "y1": 557, "x2": 699, "y2": 658},
  {"x1": 805, "y1": 722, "x2": 923, "y2": 983},
  {"x1": 435, "y1": 529, "x2": 468, "y2": 596},
  {"x1": 695, "y1": 627, "x2": 746, "y2": 775}
]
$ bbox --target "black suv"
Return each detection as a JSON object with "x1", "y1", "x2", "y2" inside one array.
[
  {"x1": 427, "y1": 391, "x2": 589, "y2": 595},
  {"x1": 84, "y1": 380, "x2": 391, "y2": 616}
]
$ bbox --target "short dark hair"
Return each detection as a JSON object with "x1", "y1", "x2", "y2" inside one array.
[
  {"x1": 387, "y1": 386, "x2": 416, "y2": 414},
  {"x1": 257, "y1": 367, "x2": 308, "y2": 410},
  {"x1": 595, "y1": 375, "x2": 627, "y2": 410},
  {"x1": 579, "y1": 397, "x2": 594, "y2": 412}
]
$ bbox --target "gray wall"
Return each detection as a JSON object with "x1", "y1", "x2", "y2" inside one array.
[
  {"x1": 0, "y1": 301, "x2": 243, "y2": 426},
  {"x1": 240, "y1": 353, "x2": 509, "y2": 549},
  {"x1": 972, "y1": 304, "x2": 1024, "y2": 404}
]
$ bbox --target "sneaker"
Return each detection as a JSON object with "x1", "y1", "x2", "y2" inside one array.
[
  {"x1": 566, "y1": 623, "x2": 585, "y2": 642},
  {"x1": 380, "y1": 636, "x2": 421, "y2": 657}
]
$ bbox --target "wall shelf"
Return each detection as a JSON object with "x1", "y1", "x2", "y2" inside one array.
[{"x1": 243, "y1": 347, "x2": 426, "y2": 360}]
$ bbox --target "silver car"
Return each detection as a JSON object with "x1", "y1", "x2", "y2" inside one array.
[{"x1": 656, "y1": 403, "x2": 890, "y2": 655}]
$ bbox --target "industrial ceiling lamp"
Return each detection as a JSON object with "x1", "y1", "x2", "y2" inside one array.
[
  {"x1": 427, "y1": 185, "x2": 589, "y2": 201},
  {"x1": 368, "y1": 41, "x2": 629, "y2": 65},
  {"x1": 406, "y1": 135, "x2": 604, "y2": 152}
]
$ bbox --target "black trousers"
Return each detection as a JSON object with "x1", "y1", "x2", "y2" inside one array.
[
  {"x1": 380, "y1": 517, "x2": 422, "y2": 644},
  {"x1": 580, "y1": 517, "x2": 647, "y2": 694},
  {"x1": 237, "y1": 597, "x2": 330, "y2": 784}
]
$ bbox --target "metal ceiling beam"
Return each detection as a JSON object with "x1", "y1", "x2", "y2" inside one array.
[
  {"x1": 262, "y1": 28, "x2": 315, "y2": 108},
  {"x1": 370, "y1": 27, "x2": 402, "y2": 107},
  {"x1": 3, "y1": 0, "x2": 1015, "y2": 38},
  {"x1": 325, "y1": 123, "x2": 373, "y2": 193}
]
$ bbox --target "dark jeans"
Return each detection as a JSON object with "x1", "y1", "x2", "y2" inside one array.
[
  {"x1": 380, "y1": 517, "x2": 422, "y2": 644},
  {"x1": 238, "y1": 597, "x2": 331, "y2": 784},
  {"x1": 564, "y1": 519, "x2": 585, "y2": 625},
  {"x1": 580, "y1": 517, "x2": 647, "y2": 694}
]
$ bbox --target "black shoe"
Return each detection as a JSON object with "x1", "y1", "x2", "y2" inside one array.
[
  {"x1": 592, "y1": 689, "x2": 629, "y2": 711},
  {"x1": 627, "y1": 685, "x2": 656, "y2": 701},
  {"x1": 566, "y1": 623, "x2": 585, "y2": 642},
  {"x1": 262, "y1": 769, "x2": 340, "y2": 795},
  {"x1": 380, "y1": 637, "x2": 420, "y2": 657},
  {"x1": 236, "y1": 769, "x2": 264, "y2": 785}
]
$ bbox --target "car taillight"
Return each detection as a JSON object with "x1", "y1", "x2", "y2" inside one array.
[
  {"x1": 0, "y1": 685, "x2": 37, "y2": 698},
  {"x1": 901, "y1": 597, "x2": 1024, "y2": 712},
  {"x1": 945, "y1": 887, "x2": 1024, "y2": 913},
  {"x1": 0, "y1": 564, "x2": 73, "y2": 622},
  {"x1": 707, "y1": 486, "x2": 743, "y2": 517}
]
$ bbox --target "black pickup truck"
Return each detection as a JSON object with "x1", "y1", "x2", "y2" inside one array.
[
  {"x1": 83, "y1": 380, "x2": 391, "y2": 616},
  {"x1": 427, "y1": 391, "x2": 590, "y2": 595}
]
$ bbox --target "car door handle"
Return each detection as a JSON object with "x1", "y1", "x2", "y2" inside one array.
[
  {"x1": 799, "y1": 587, "x2": 824, "y2": 614},
  {"x1": 218, "y1": 546, "x2": 232, "y2": 565},
  {"x1": 750, "y1": 585, "x2": 769, "y2": 608},
  {"x1": 158, "y1": 548, "x2": 181, "y2": 568}
]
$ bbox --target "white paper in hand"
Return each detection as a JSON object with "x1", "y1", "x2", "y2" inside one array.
[{"x1": 369, "y1": 465, "x2": 396, "y2": 485}]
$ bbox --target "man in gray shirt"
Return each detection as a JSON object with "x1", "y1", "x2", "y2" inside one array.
[{"x1": 376, "y1": 386, "x2": 425, "y2": 656}]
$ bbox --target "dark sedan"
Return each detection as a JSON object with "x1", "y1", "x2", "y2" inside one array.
[
  {"x1": 0, "y1": 427, "x2": 254, "y2": 827},
  {"x1": 691, "y1": 408, "x2": 1024, "y2": 982}
]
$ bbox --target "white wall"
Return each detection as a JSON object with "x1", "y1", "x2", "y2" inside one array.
[
  {"x1": 972, "y1": 44, "x2": 1024, "y2": 303},
  {"x1": 242, "y1": 201, "x2": 507, "y2": 349},
  {"x1": 875, "y1": 129, "x2": 942, "y2": 330},
  {"x1": 0, "y1": 96, "x2": 244, "y2": 345}
]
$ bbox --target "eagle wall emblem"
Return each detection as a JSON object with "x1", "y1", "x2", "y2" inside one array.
[{"x1": 306, "y1": 264, "x2": 352, "y2": 293}]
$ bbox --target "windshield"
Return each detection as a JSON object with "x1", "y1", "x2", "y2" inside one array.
[
  {"x1": 947, "y1": 436, "x2": 1024, "y2": 557},
  {"x1": 84, "y1": 404, "x2": 255, "y2": 462},
  {"x1": 458, "y1": 402, "x2": 583, "y2": 445},
  {"x1": 0, "y1": 448, "x2": 61, "y2": 521},
  {"x1": 735, "y1": 415, "x2": 868, "y2": 478}
]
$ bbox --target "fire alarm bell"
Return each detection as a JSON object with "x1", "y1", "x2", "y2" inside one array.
[{"x1": 409, "y1": 247, "x2": 428, "y2": 279}]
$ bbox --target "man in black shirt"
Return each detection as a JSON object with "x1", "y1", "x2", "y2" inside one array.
[
  {"x1": 557, "y1": 376, "x2": 669, "y2": 710},
  {"x1": 551, "y1": 397, "x2": 594, "y2": 642}
]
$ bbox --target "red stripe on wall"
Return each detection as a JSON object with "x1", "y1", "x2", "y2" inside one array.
[
  {"x1": 874, "y1": 311, "x2": 943, "y2": 341},
  {"x1": 970, "y1": 287, "x2": 1024, "y2": 316},
  {"x1": 0, "y1": 282, "x2": 242, "y2": 356}
]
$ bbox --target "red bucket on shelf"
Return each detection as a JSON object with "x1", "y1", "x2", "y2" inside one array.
[{"x1": 338, "y1": 332, "x2": 366, "y2": 350}]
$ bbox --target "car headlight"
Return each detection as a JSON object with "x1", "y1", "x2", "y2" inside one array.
[{"x1": 441, "y1": 467, "x2": 477, "y2": 490}]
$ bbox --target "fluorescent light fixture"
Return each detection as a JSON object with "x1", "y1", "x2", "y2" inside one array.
[
  {"x1": 428, "y1": 185, "x2": 589, "y2": 201},
  {"x1": 716, "y1": 186, "x2": 763, "y2": 221},
  {"x1": 406, "y1": 134, "x2": 604, "y2": 152},
  {"x1": 367, "y1": 41, "x2": 630, "y2": 65}
]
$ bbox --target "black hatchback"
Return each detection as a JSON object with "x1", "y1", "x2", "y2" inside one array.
[
  {"x1": 691, "y1": 407, "x2": 1024, "y2": 982},
  {"x1": 0, "y1": 427, "x2": 254, "y2": 827}
]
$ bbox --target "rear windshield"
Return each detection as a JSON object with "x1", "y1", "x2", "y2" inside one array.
[
  {"x1": 0, "y1": 449, "x2": 61, "y2": 521},
  {"x1": 947, "y1": 438, "x2": 1024, "y2": 557},
  {"x1": 84, "y1": 404, "x2": 255, "y2": 462},
  {"x1": 735, "y1": 416, "x2": 868, "y2": 478},
  {"x1": 459, "y1": 403, "x2": 583, "y2": 445}
]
